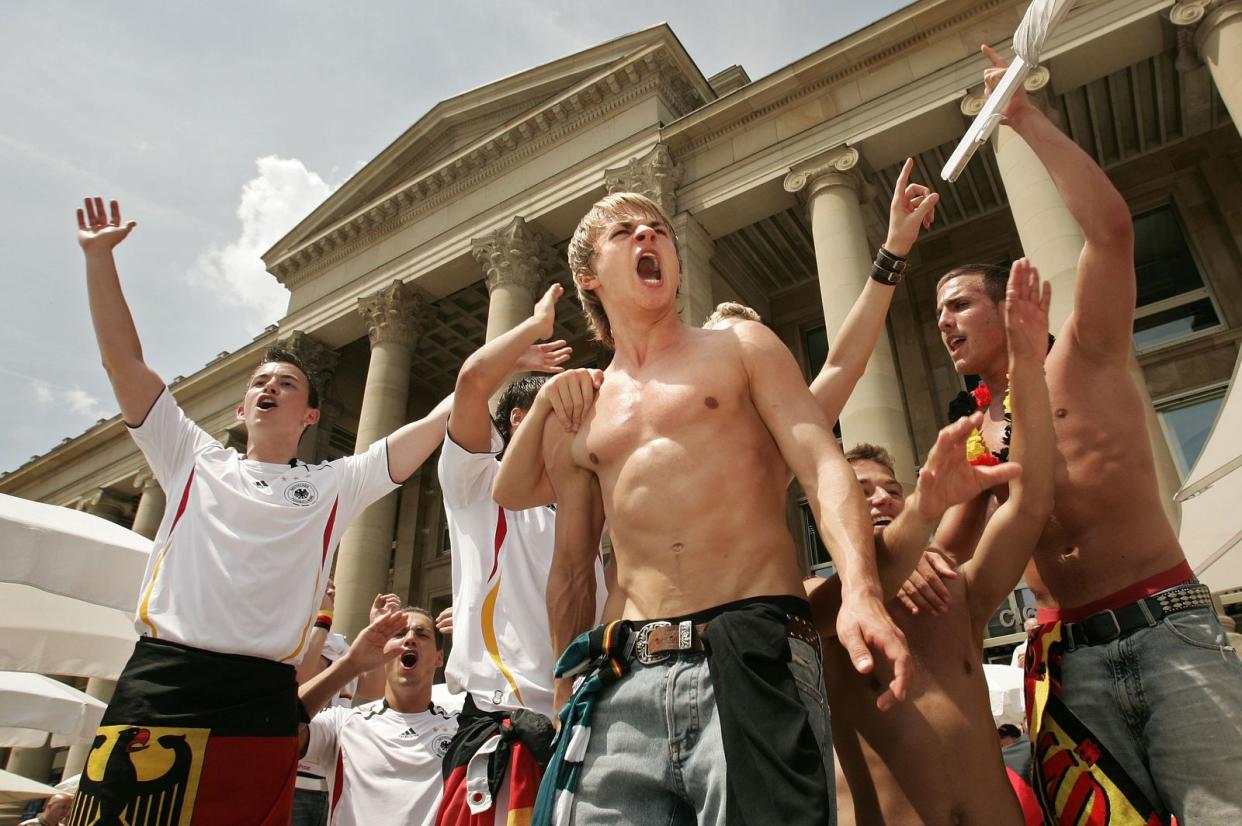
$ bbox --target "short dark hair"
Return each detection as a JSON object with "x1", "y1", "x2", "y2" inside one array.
[
  {"x1": 255, "y1": 347, "x2": 319, "y2": 409},
  {"x1": 845, "y1": 443, "x2": 897, "y2": 479},
  {"x1": 936, "y1": 263, "x2": 1010, "y2": 305},
  {"x1": 997, "y1": 723, "x2": 1022, "y2": 740},
  {"x1": 404, "y1": 605, "x2": 442, "y2": 650},
  {"x1": 494, "y1": 376, "x2": 549, "y2": 446}
]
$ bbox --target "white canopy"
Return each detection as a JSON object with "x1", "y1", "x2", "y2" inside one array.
[
  {"x1": 1177, "y1": 352, "x2": 1242, "y2": 594},
  {"x1": 0, "y1": 492, "x2": 150, "y2": 612},
  {"x1": 0, "y1": 671, "x2": 107, "y2": 749},
  {"x1": 0, "y1": 768, "x2": 61, "y2": 803},
  {"x1": 983, "y1": 663, "x2": 1025, "y2": 727},
  {"x1": 0, "y1": 584, "x2": 136, "y2": 680}
]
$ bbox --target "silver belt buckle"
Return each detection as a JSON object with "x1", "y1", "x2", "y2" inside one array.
[{"x1": 635, "y1": 621, "x2": 672, "y2": 666}]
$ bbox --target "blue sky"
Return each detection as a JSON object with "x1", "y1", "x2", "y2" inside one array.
[{"x1": 0, "y1": 0, "x2": 910, "y2": 474}]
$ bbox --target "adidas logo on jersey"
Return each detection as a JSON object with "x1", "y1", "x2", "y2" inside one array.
[
  {"x1": 399, "y1": 727, "x2": 418, "y2": 738},
  {"x1": 254, "y1": 480, "x2": 270, "y2": 489}
]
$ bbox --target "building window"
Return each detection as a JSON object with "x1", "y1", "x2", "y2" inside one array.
[
  {"x1": 1157, "y1": 385, "x2": 1227, "y2": 477},
  {"x1": 1132, "y1": 207, "x2": 1222, "y2": 351},
  {"x1": 799, "y1": 500, "x2": 836, "y2": 576}
]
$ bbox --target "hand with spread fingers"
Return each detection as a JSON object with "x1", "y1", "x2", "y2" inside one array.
[
  {"x1": 913, "y1": 413, "x2": 1023, "y2": 519},
  {"x1": 435, "y1": 606, "x2": 453, "y2": 636},
  {"x1": 77, "y1": 197, "x2": 137, "y2": 253},
  {"x1": 529, "y1": 283, "x2": 563, "y2": 341},
  {"x1": 369, "y1": 593, "x2": 402, "y2": 624},
  {"x1": 345, "y1": 608, "x2": 410, "y2": 673},
  {"x1": 1005, "y1": 257, "x2": 1052, "y2": 365},
  {"x1": 884, "y1": 157, "x2": 940, "y2": 257},
  {"x1": 897, "y1": 549, "x2": 960, "y2": 616},
  {"x1": 514, "y1": 339, "x2": 572, "y2": 375}
]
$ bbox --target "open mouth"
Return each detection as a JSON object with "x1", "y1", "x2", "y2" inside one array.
[
  {"x1": 400, "y1": 652, "x2": 418, "y2": 669},
  {"x1": 636, "y1": 253, "x2": 662, "y2": 285},
  {"x1": 945, "y1": 335, "x2": 966, "y2": 355},
  {"x1": 872, "y1": 516, "x2": 894, "y2": 528},
  {"x1": 257, "y1": 398, "x2": 277, "y2": 411}
]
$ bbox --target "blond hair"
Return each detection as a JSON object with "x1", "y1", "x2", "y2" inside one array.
[
  {"x1": 703, "y1": 302, "x2": 761, "y2": 329},
  {"x1": 567, "y1": 192, "x2": 679, "y2": 350}
]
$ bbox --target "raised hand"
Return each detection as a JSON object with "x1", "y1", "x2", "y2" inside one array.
[
  {"x1": 514, "y1": 340, "x2": 572, "y2": 375},
  {"x1": 435, "y1": 606, "x2": 453, "y2": 636},
  {"x1": 981, "y1": 44, "x2": 1035, "y2": 123},
  {"x1": 913, "y1": 413, "x2": 1023, "y2": 515},
  {"x1": 369, "y1": 593, "x2": 402, "y2": 624},
  {"x1": 1005, "y1": 258, "x2": 1051, "y2": 364},
  {"x1": 541, "y1": 367, "x2": 604, "y2": 433},
  {"x1": 77, "y1": 197, "x2": 136, "y2": 253},
  {"x1": 884, "y1": 158, "x2": 940, "y2": 257},
  {"x1": 346, "y1": 608, "x2": 410, "y2": 673},
  {"x1": 530, "y1": 283, "x2": 564, "y2": 341},
  {"x1": 320, "y1": 580, "x2": 336, "y2": 612}
]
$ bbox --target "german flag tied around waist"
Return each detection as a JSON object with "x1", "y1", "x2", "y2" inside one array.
[
  {"x1": 1023, "y1": 622, "x2": 1162, "y2": 825},
  {"x1": 70, "y1": 637, "x2": 300, "y2": 826}
]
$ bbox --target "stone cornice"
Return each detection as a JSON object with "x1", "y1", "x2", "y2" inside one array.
[
  {"x1": 270, "y1": 45, "x2": 710, "y2": 290},
  {"x1": 783, "y1": 146, "x2": 861, "y2": 195}
]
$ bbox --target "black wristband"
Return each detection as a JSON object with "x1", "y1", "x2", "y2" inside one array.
[
  {"x1": 313, "y1": 620, "x2": 332, "y2": 631},
  {"x1": 870, "y1": 264, "x2": 903, "y2": 286}
]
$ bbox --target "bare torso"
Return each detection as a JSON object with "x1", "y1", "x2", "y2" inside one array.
[
  {"x1": 1017, "y1": 347, "x2": 1183, "y2": 609},
  {"x1": 571, "y1": 326, "x2": 805, "y2": 618},
  {"x1": 824, "y1": 578, "x2": 1023, "y2": 826}
]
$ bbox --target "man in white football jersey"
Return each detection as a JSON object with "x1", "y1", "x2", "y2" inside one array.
[
  {"x1": 70, "y1": 198, "x2": 452, "y2": 825},
  {"x1": 299, "y1": 606, "x2": 457, "y2": 826}
]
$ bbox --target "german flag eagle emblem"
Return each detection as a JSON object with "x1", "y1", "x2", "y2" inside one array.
[{"x1": 71, "y1": 725, "x2": 209, "y2": 826}]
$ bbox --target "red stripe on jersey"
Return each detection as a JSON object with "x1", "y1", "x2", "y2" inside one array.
[
  {"x1": 170, "y1": 469, "x2": 196, "y2": 534},
  {"x1": 487, "y1": 507, "x2": 507, "y2": 581},
  {"x1": 321, "y1": 497, "x2": 339, "y2": 567},
  {"x1": 331, "y1": 747, "x2": 345, "y2": 814}
]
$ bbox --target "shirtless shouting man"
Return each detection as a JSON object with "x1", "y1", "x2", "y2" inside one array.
[
  {"x1": 933, "y1": 46, "x2": 1242, "y2": 823},
  {"x1": 497, "y1": 190, "x2": 909, "y2": 825}
]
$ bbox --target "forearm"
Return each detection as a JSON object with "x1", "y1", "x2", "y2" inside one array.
[
  {"x1": 456, "y1": 317, "x2": 543, "y2": 399},
  {"x1": 809, "y1": 279, "x2": 895, "y2": 421},
  {"x1": 299, "y1": 654, "x2": 365, "y2": 718},
  {"x1": 295, "y1": 626, "x2": 331, "y2": 684},
  {"x1": 85, "y1": 249, "x2": 145, "y2": 371},
  {"x1": 808, "y1": 456, "x2": 882, "y2": 600},
  {"x1": 1006, "y1": 352, "x2": 1054, "y2": 516},
  {"x1": 1006, "y1": 108, "x2": 1131, "y2": 245},
  {"x1": 547, "y1": 559, "x2": 597, "y2": 712},
  {"x1": 875, "y1": 494, "x2": 939, "y2": 598},
  {"x1": 493, "y1": 396, "x2": 554, "y2": 508}
]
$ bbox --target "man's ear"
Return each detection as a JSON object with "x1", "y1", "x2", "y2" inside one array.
[
  {"x1": 303, "y1": 407, "x2": 322, "y2": 428},
  {"x1": 236, "y1": 403, "x2": 246, "y2": 422},
  {"x1": 434, "y1": 649, "x2": 444, "y2": 668},
  {"x1": 574, "y1": 267, "x2": 598, "y2": 291},
  {"x1": 510, "y1": 407, "x2": 526, "y2": 431}
]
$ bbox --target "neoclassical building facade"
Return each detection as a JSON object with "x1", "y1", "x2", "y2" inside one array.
[{"x1": 4, "y1": 0, "x2": 1241, "y2": 703}]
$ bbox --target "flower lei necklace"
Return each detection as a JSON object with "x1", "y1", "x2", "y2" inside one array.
[{"x1": 952, "y1": 381, "x2": 1011, "y2": 466}]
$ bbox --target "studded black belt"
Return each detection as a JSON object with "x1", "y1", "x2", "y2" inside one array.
[{"x1": 1062, "y1": 583, "x2": 1213, "y2": 649}]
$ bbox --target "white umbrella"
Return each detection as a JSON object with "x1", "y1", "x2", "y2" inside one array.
[
  {"x1": 0, "y1": 492, "x2": 150, "y2": 612},
  {"x1": 0, "y1": 584, "x2": 136, "y2": 680},
  {"x1": 1177, "y1": 352, "x2": 1242, "y2": 593},
  {"x1": 0, "y1": 672, "x2": 107, "y2": 749},
  {"x1": 983, "y1": 663, "x2": 1026, "y2": 727},
  {"x1": 0, "y1": 767, "x2": 60, "y2": 803}
]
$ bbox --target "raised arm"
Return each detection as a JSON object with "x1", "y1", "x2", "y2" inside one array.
[
  {"x1": 962, "y1": 259, "x2": 1056, "y2": 631},
  {"x1": 810, "y1": 158, "x2": 939, "y2": 421},
  {"x1": 736, "y1": 322, "x2": 910, "y2": 709},
  {"x1": 449, "y1": 283, "x2": 570, "y2": 452},
  {"x1": 386, "y1": 393, "x2": 454, "y2": 484},
  {"x1": 982, "y1": 45, "x2": 1135, "y2": 362},
  {"x1": 542, "y1": 416, "x2": 605, "y2": 714},
  {"x1": 77, "y1": 198, "x2": 164, "y2": 425},
  {"x1": 493, "y1": 368, "x2": 603, "y2": 509}
]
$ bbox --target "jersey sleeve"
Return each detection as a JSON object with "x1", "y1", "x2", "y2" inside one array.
[
  {"x1": 436, "y1": 425, "x2": 502, "y2": 509},
  {"x1": 335, "y1": 438, "x2": 402, "y2": 513},
  {"x1": 126, "y1": 388, "x2": 218, "y2": 490},
  {"x1": 302, "y1": 705, "x2": 349, "y2": 769}
]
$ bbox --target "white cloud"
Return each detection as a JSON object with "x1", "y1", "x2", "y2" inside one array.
[
  {"x1": 15, "y1": 370, "x2": 109, "y2": 420},
  {"x1": 187, "y1": 155, "x2": 335, "y2": 327},
  {"x1": 31, "y1": 381, "x2": 52, "y2": 405},
  {"x1": 64, "y1": 387, "x2": 108, "y2": 419}
]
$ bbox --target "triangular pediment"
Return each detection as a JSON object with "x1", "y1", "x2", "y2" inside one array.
[{"x1": 267, "y1": 24, "x2": 711, "y2": 264}]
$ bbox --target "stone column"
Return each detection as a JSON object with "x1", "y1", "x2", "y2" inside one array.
[
  {"x1": 334, "y1": 281, "x2": 432, "y2": 638},
  {"x1": 275, "y1": 330, "x2": 341, "y2": 463},
  {"x1": 4, "y1": 743, "x2": 54, "y2": 784},
  {"x1": 1174, "y1": 1, "x2": 1242, "y2": 134},
  {"x1": 472, "y1": 217, "x2": 551, "y2": 343},
  {"x1": 130, "y1": 474, "x2": 165, "y2": 540},
  {"x1": 784, "y1": 146, "x2": 917, "y2": 486},
  {"x1": 605, "y1": 144, "x2": 715, "y2": 326},
  {"x1": 988, "y1": 87, "x2": 1184, "y2": 525},
  {"x1": 60, "y1": 677, "x2": 116, "y2": 780}
]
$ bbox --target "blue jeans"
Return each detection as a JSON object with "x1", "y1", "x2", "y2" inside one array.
[
  {"x1": 572, "y1": 636, "x2": 833, "y2": 825},
  {"x1": 1057, "y1": 606, "x2": 1242, "y2": 822}
]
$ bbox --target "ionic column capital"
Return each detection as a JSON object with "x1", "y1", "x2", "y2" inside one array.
[
  {"x1": 471, "y1": 216, "x2": 554, "y2": 298},
  {"x1": 131, "y1": 473, "x2": 159, "y2": 493},
  {"x1": 1173, "y1": 0, "x2": 1242, "y2": 46},
  {"x1": 357, "y1": 280, "x2": 433, "y2": 349},
  {"x1": 604, "y1": 142, "x2": 682, "y2": 217},
  {"x1": 783, "y1": 146, "x2": 865, "y2": 202},
  {"x1": 961, "y1": 63, "x2": 1051, "y2": 116}
]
